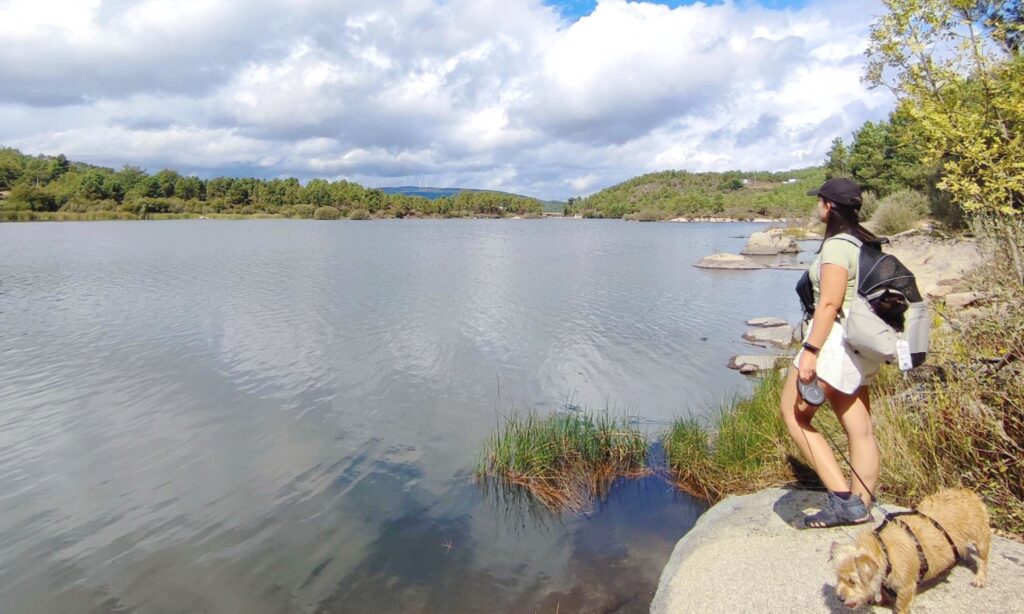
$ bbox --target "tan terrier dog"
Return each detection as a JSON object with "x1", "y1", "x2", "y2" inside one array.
[{"x1": 830, "y1": 488, "x2": 991, "y2": 613}]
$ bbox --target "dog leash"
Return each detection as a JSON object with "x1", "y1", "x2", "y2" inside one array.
[{"x1": 820, "y1": 427, "x2": 888, "y2": 515}]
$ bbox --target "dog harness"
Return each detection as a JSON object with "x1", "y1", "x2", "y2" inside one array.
[{"x1": 872, "y1": 510, "x2": 961, "y2": 585}]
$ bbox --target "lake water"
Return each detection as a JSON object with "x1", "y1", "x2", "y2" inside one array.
[{"x1": 0, "y1": 219, "x2": 804, "y2": 613}]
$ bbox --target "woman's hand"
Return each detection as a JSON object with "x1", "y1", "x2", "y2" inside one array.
[{"x1": 798, "y1": 349, "x2": 817, "y2": 383}]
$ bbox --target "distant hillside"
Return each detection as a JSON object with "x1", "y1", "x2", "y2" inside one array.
[
  {"x1": 378, "y1": 186, "x2": 479, "y2": 199},
  {"x1": 378, "y1": 186, "x2": 564, "y2": 212},
  {"x1": 567, "y1": 167, "x2": 826, "y2": 220}
]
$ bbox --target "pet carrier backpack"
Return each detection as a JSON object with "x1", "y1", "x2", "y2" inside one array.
[{"x1": 796, "y1": 234, "x2": 930, "y2": 369}]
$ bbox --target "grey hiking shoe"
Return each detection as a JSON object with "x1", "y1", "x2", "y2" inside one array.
[{"x1": 804, "y1": 491, "x2": 871, "y2": 529}]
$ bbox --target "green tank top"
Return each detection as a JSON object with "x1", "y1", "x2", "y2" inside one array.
[{"x1": 809, "y1": 233, "x2": 859, "y2": 313}]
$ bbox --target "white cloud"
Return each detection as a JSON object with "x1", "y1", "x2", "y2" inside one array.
[{"x1": 0, "y1": 0, "x2": 892, "y2": 199}]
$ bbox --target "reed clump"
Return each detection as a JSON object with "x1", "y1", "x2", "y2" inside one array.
[
  {"x1": 663, "y1": 374, "x2": 825, "y2": 501},
  {"x1": 477, "y1": 411, "x2": 649, "y2": 512}
]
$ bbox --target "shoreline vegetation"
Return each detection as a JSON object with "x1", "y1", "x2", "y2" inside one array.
[
  {"x1": 478, "y1": 251, "x2": 1023, "y2": 538},
  {"x1": 667, "y1": 255, "x2": 1023, "y2": 540},
  {"x1": 0, "y1": 148, "x2": 549, "y2": 222}
]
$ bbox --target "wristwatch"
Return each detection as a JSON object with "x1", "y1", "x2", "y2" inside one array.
[{"x1": 802, "y1": 342, "x2": 820, "y2": 355}]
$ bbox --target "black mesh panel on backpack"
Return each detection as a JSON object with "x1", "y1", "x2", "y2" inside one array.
[{"x1": 858, "y1": 246, "x2": 923, "y2": 332}]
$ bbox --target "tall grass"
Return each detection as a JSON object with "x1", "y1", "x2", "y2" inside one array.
[
  {"x1": 664, "y1": 374, "x2": 822, "y2": 500},
  {"x1": 871, "y1": 259, "x2": 1023, "y2": 534},
  {"x1": 477, "y1": 411, "x2": 649, "y2": 512}
]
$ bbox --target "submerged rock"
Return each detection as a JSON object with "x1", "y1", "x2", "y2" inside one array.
[
  {"x1": 745, "y1": 316, "x2": 787, "y2": 328},
  {"x1": 694, "y1": 253, "x2": 765, "y2": 270},
  {"x1": 727, "y1": 355, "x2": 787, "y2": 372},
  {"x1": 742, "y1": 325, "x2": 795, "y2": 347}
]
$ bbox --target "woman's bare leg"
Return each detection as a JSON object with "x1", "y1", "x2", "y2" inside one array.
[
  {"x1": 828, "y1": 385, "x2": 879, "y2": 508},
  {"x1": 779, "y1": 368, "x2": 848, "y2": 492}
]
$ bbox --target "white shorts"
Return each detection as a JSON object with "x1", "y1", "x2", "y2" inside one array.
[{"x1": 793, "y1": 320, "x2": 880, "y2": 395}]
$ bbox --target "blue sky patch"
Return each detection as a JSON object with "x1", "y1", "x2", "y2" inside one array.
[{"x1": 547, "y1": 0, "x2": 810, "y2": 21}]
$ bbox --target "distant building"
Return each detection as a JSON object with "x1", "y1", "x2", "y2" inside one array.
[{"x1": 785, "y1": 178, "x2": 797, "y2": 184}]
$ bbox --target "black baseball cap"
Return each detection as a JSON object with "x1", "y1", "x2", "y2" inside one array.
[{"x1": 807, "y1": 178, "x2": 862, "y2": 209}]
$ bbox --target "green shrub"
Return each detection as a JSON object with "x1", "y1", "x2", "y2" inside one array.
[
  {"x1": 860, "y1": 191, "x2": 879, "y2": 221},
  {"x1": 623, "y1": 208, "x2": 665, "y2": 221},
  {"x1": 289, "y1": 204, "x2": 316, "y2": 218},
  {"x1": 871, "y1": 189, "x2": 929, "y2": 235},
  {"x1": 871, "y1": 202, "x2": 920, "y2": 235},
  {"x1": 313, "y1": 206, "x2": 340, "y2": 220},
  {"x1": 349, "y1": 208, "x2": 370, "y2": 220}
]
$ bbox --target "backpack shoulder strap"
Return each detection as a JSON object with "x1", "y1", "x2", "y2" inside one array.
[
  {"x1": 826, "y1": 233, "x2": 862, "y2": 249},
  {"x1": 822, "y1": 234, "x2": 863, "y2": 318}
]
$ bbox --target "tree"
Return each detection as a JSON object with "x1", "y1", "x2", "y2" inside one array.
[
  {"x1": 302, "y1": 179, "x2": 332, "y2": 207},
  {"x1": 115, "y1": 165, "x2": 147, "y2": 193},
  {"x1": 9, "y1": 184, "x2": 56, "y2": 211},
  {"x1": 153, "y1": 169, "x2": 181, "y2": 197},
  {"x1": 227, "y1": 179, "x2": 250, "y2": 205},
  {"x1": 130, "y1": 176, "x2": 161, "y2": 199},
  {"x1": 0, "y1": 147, "x2": 24, "y2": 188},
  {"x1": 174, "y1": 176, "x2": 204, "y2": 200},
  {"x1": 849, "y1": 121, "x2": 893, "y2": 195},
  {"x1": 21, "y1": 158, "x2": 49, "y2": 187},
  {"x1": 48, "y1": 154, "x2": 70, "y2": 180},
  {"x1": 79, "y1": 171, "x2": 108, "y2": 201},
  {"x1": 868, "y1": 0, "x2": 1024, "y2": 283},
  {"x1": 104, "y1": 176, "x2": 126, "y2": 202},
  {"x1": 824, "y1": 137, "x2": 850, "y2": 179}
]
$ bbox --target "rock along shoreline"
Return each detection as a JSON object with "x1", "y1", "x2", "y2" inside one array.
[{"x1": 651, "y1": 488, "x2": 1024, "y2": 613}]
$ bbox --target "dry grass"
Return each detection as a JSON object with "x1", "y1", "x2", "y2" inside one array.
[
  {"x1": 870, "y1": 259, "x2": 1024, "y2": 534},
  {"x1": 477, "y1": 411, "x2": 649, "y2": 512}
]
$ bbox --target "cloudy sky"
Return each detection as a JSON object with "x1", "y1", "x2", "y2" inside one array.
[{"x1": 0, "y1": 0, "x2": 893, "y2": 199}]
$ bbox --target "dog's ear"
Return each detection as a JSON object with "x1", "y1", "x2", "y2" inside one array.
[
  {"x1": 855, "y1": 551, "x2": 880, "y2": 583},
  {"x1": 829, "y1": 541, "x2": 855, "y2": 565},
  {"x1": 828, "y1": 541, "x2": 843, "y2": 562}
]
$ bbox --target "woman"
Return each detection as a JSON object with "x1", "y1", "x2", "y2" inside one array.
[{"x1": 780, "y1": 177, "x2": 883, "y2": 528}]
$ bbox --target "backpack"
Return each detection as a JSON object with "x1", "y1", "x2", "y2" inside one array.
[{"x1": 795, "y1": 235, "x2": 930, "y2": 369}]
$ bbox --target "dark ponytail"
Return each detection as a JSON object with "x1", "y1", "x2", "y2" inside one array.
[{"x1": 820, "y1": 198, "x2": 881, "y2": 250}]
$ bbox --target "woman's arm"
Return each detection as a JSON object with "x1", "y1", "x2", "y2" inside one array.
[{"x1": 798, "y1": 263, "x2": 848, "y2": 382}]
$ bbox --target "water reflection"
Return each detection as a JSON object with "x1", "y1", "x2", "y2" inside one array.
[
  {"x1": 0, "y1": 220, "x2": 796, "y2": 612},
  {"x1": 315, "y1": 474, "x2": 705, "y2": 614}
]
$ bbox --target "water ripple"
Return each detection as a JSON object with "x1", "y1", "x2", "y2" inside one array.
[{"x1": 0, "y1": 219, "x2": 800, "y2": 612}]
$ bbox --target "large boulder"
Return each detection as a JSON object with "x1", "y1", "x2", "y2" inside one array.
[
  {"x1": 695, "y1": 253, "x2": 765, "y2": 270},
  {"x1": 741, "y1": 229, "x2": 801, "y2": 256},
  {"x1": 651, "y1": 488, "x2": 1024, "y2": 613}
]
